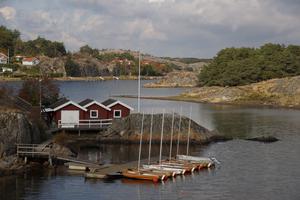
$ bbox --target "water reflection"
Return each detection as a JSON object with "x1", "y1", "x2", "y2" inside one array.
[{"x1": 77, "y1": 144, "x2": 201, "y2": 164}]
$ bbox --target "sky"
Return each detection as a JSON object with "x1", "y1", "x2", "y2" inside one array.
[{"x1": 0, "y1": 0, "x2": 300, "y2": 58}]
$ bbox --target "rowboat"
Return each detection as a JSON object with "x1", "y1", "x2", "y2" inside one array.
[{"x1": 122, "y1": 169, "x2": 167, "y2": 183}]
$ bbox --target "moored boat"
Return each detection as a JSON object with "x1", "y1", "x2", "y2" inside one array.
[
  {"x1": 122, "y1": 169, "x2": 166, "y2": 183},
  {"x1": 176, "y1": 155, "x2": 215, "y2": 168},
  {"x1": 143, "y1": 164, "x2": 185, "y2": 175}
]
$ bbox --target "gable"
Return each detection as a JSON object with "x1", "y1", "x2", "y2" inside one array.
[
  {"x1": 106, "y1": 101, "x2": 134, "y2": 111},
  {"x1": 52, "y1": 101, "x2": 87, "y2": 112}
]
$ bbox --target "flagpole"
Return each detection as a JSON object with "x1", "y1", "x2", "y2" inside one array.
[{"x1": 137, "y1": 51, "x2": 141, "y2": 113}]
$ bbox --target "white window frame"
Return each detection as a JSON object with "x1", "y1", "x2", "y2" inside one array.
[
  {"x1": 113, "y1": 110, "x2": 122, "y2": 118},
  {"x1": 90, "y1": 110, "x2": 98, "y2": 118}
]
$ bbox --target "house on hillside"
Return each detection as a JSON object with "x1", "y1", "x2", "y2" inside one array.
[
  {"x1": 45, "y1": 98, "x2": 133, "y2": 128},
  {"x1": 0, "y1": 53, "x2": 8, "y2": 64},
  {"x1": 1, "y1": 67, "x2": 13, "y2": 73},
  {"x1": 22, "y1": 57, "x2": 40, "y2": 66}
]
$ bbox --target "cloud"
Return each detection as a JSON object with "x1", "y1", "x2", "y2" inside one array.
[
  {"x1": 0, "y1": 6, "x2": 16, "y2": 20},
  {"x1": 0, "y1": 0, "x2": 299, "y2": 57}
]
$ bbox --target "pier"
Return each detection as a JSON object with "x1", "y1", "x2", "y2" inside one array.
[{"x1": 16, "y1": 143, "x2": 102, "y2": 167}]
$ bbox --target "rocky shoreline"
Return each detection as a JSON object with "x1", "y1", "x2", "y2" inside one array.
[
  {"x1": 123, "y1": 76, "x2": 300, "y2": 109},
  {"x1": 144, "y1": 71, "x2": 198, "y2": 88}
]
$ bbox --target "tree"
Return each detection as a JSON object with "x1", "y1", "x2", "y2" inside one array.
[
  {"x1": 18, "y1": 77, "x2": 60, "y2": 107},
  {"x1": 0, "y1": 26, "x2": 20, "y2": 56},
  {"x1": 198, "y1": 43, "x2": 300, "y2": 87},
  {"x1": 64, "y1": 56, "x2": 81, "y2": 77}
]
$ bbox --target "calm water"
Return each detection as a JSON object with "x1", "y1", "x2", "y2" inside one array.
[{"x1": 1, "y1": 80, "x2": 300, "y2": 200}]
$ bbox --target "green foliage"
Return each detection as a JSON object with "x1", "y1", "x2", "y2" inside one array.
[
  {"x1": 19, "y1": 65, "x2": 40, "y2": 76},
  {"x1": 15, "y1": 37, "x2": 66, "y2": 57},
  {"x1": 79, "y1": 45, "x2": 99, "y2": 56},
  {"x1": 64, "y1": 56, "x2": 81, "y2": 77},
  {"x1": 0, "y1": 26, "x2": 20, "y2": 56},
  {"x1": 199, "y1": 44, "x2": 300, "y2": 86},
  {"x1": 96, "y1": 52, "x2": 135, "y2": 62},
  {"x1": 141, "y1": 65, "x2": 161, "y2": 76}
]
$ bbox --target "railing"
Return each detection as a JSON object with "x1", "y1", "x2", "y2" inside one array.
[
  {"x1": 17, "y1": 143, "x2": 52, "y2": 157},
  {"x1": 57, "y1": 119, "x2": 113, "y2": 129}
]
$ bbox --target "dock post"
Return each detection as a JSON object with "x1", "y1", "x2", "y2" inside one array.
[
  {"x1": 24, "y1": 156, "x2": 27, "y2": 164},
  {"x1": 78, "y1": 130, "x2": 81, "y2": 137},
  {"x1": 48, "y1": 154, "x2": 53, "y2": 166}
]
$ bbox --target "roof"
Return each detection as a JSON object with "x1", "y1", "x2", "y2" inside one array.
[
  {"x1": 79, "y1": 98, "x2": 94, "y2": 106},
  {"x1": 0, "y1": 53, "x2": 7, "y2": 58},
  {"x1": 101, "y1": 99, "x2": 134, "y2": 111},
  {"x1": 23, "y1": 57, "x2": 39, "y2": 62},
  {"x1": 80, "y1": 99, "x2": 111, "y2": 111},
  {"x1": 49, "y1": 98, "x2": 70, "y2": 109},
  {"x1": 102, "y1": 99, "x2": 117, "y2": 106},
  {"x1": 47, "y1": 98, "x2": 87, "y2": 112}
]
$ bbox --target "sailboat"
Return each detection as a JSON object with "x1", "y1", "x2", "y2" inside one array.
[
  {"x1": 142, "y1": 111, "x2": 190, "y2": 175},
  {"x1": 175, "y1": 107, "x2": 217, "y2": 168},
  {"x1": 122, "y1": 113, "x2": 168, "y2": 182}
]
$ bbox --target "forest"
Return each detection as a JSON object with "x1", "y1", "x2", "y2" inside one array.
[
  {"x1": 0, "y1": 26, "x2": 66, "y2": 58},
  {"x1": 199, "y1": 43, "x2": 300, "y2": 86}
]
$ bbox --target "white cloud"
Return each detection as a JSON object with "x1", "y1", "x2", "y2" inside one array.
[
  {"x1": 0, "y1": 0, "x2": 300, "y2": 57},
  {"x1": 0, "y1": 6, "x2": 16, "y2": 20}
]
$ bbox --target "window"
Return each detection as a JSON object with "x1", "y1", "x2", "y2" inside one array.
[
  {"x1": 113, "y1": 110, "x2": 122, "y2": 118},
  {"x1": 90, "y1": 110, "x2": 98, "y2": 118}
]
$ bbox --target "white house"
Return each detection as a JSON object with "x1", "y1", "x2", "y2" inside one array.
[
  {"x1": 1, "y1": 67, "x2": 13, "y2": 73},
  {"x1": 22, "y1": 57, "x2": 40, "y2": 66},
  {"x1": 0, "y1": 53, "x2": 8, "y2": 64}
]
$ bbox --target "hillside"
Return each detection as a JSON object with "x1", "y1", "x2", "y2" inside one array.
[
  {"x1": 144, "y1": 71, "x2": 198, "y2": 88},
  {"x1": 176, "y1": 76, "x2": 300, "y2": 108},
  {"x1": 0, "y1": 26, "x2": 208, "y2": 78}
]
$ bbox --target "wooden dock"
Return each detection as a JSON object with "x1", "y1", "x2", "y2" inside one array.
[{"x1": 16, "y1": 143, "x2": 102, "y2": 167}]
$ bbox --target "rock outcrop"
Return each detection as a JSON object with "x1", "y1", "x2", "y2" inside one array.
[
  {"x1": 100, "y1": 113, "x2": 216, "y2": 144},
  {"x1": 179, "y1": 76, "x2": 300, "y2": 108},
  {"x1": 144, "y1": 71, "x2": 198, "y2": 88},
  {"x1": 0, "y1": 109, "x2": 41, "y2": 158}
]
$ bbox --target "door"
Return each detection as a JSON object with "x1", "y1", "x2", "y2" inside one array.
[{"x1": 61, "y1": 110, "x2": 79, "y2": 128}]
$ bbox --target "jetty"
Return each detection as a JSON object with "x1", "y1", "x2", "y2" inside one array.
[{"x1": 16, "y1": 143, "x2": 102, "y2": 167}]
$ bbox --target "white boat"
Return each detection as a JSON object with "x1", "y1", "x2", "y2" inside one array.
[
  {"x1": 159, "y1": 164, "x2": 196, "y2": 172},
  {"x1": 143, "y1": 164, "x2": 185, "y2": 175},
  {"x1": 176, "y1": 155, "x2": 215, "y2": 167}
]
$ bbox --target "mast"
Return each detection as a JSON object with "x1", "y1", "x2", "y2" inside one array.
[
  {"x1": 148, "y1": 109, "x2": 154, "y2": 164},
  {"x1": 169, "y1": 111, "x2": 175, "y2": 161},
  {"x1": 186, "y1": 106, "x2": 192, "y2": 156},
  {"x1": 7, "y1": 49, "x2": 9, "y2": 64},
  {"x1": 176, "y1": 107, "x2": 182, "y2": 156},
  {"x1": 137, "y1": 51, "x2": 141, "y2": 113},
  {"x1": 137, "y1": 113, "x2": 145, "y2": 171},
  {"x1": 159, "y1": 110, "x2": 165, "y2": 165}
]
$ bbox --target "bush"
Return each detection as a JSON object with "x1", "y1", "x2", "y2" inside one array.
[
  {"x1": 64, "y1": 57, "x2": 81, "y2": 77},
  {"x1": 199, "y1": 43, "x2": 300, "y2": 86}
]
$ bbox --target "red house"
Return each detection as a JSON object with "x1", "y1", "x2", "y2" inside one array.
[
  {"x1": 79, "y1": 98, "x2": 111, "y2": 120},
  {"x1": 46, "y1": 98, "x2": 133, "y2": 128},
  {"x1": 102, "y1": 99, "x2": 134, "y2": 119}
]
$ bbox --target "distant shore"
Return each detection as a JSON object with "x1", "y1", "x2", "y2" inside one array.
[
  {"x1": 0, "y1": 75, "x2": 161, "y2": 82},
  {"x1": 114, "y1": 94, "x2": 300, "y2": 110}
]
